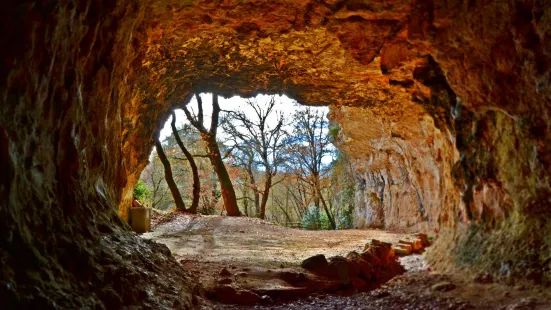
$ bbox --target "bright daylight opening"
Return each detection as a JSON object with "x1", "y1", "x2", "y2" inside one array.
[
  {"x1": 131, "y1": 93, "x2": 416, "y2": 304},
  {"x1": 137, "y1": 93, "x2": 341, "y2": 229}
]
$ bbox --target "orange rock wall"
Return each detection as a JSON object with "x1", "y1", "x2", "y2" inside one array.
[{"x1": 1, "y1": 0, "x2": 550, "y2": 306}]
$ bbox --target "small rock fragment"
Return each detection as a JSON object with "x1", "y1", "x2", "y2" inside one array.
[
  {"x1": 431, "y1": 281, "x2": 456, "y2": 292},
  {"x1": 372, "y1": 290, "x2": 390, "y2": 298},
  {"x1": 219, "y1": 267, "x2": 231, "y2": 277},
  {"x1": 413, "y1": 233, "x2": 430, "y2": 247},
  {"x1": 260, "y1": 295, "x2": 273, "y2": 304},
  {"x1": 399, "y1": 239, "x2": 423, "y2": 252}
]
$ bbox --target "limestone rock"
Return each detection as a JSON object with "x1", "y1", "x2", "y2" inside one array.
[{"x1": 2, "y1": 0, "x2": 551, "y2": 307}]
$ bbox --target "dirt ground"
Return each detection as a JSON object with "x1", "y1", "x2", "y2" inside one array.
[
  {"x1": 143, "y1": 213, "x2": 407, "y2": 268},
  {"x1": 142, "y1": 213, "x2": 551, "y2": 309}
]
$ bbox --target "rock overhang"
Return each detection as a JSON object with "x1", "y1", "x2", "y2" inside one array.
[{"x1": 1, "y1": 0, "x2": 550, "y2": 307}]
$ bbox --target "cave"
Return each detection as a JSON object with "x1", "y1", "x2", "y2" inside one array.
[{"x1": 1, "y1": 0, "x2": 550, "y2": 308}]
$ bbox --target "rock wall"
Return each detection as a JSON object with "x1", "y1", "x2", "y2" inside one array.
[
  {"x1": 1, "y1": 0, "x2": 550, "y2": 307},
  {"x1": 331, "y1": 103, "x2": 457, "y2": 233},
  {"x1": 0, "y1": 0, "x2": 195, "y2": 307}
]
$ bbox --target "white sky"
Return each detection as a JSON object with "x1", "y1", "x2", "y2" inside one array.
[
  {"x1": 157, "y1": 93, "x2": 334, "y2": 165},
  {"x1": 159, "y1": 93, "x2": 329, "y2": 141}
]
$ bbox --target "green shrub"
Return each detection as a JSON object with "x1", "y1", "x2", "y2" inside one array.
[
  {"x1": 301, "y1": 205, "x2": 330, "y2": 230},
  {"x1": 328, "y1": 125, "x2": 340, "y2": 138},
  {"x1": 133, "y1": 180, "x2": 151, "y2": 205},
  {"x1": 336, "y1": 186, "x2": 355, "y2": 229}
]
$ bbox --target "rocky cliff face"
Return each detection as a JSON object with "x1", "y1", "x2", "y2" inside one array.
[{"x1": 1, "y1": 0, "x2": 550, "y2": 307}]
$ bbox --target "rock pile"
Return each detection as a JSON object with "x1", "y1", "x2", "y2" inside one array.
[
  {"x1": 301, "y1": 238, "x2": 413, "y2": 292},
  {"x1": 205, "y1": 234, "x2": 431, "y2": 305},
  {"x1": 393, "y1": 233, "x2": 430, "y2": 256}
]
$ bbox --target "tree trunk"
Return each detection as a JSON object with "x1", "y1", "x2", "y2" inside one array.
[
  {"x1": 206, "y1": 138, "x2": 241, "y2": 216},
  {"x1": 171, "y1": 112, "x2": 199, "y2": 213},
  {"x1": 259, "y1": 174, "x2": 272, "y2": 220},
  {"x1": 246, "y1": 164, "x2": 260, "y2": 217},
  {"x1": 155, "y1": 140, "x2": 186, "y2": 211},
  {"x1": 243, "y1": 190, "x2": 249, "y2": 216},
  {"x1": 182, "y1": 93, "x2": 240, "y2": 216},
  {"x1": 315, "y1": 180, "x2": 336, "y2": 230}
]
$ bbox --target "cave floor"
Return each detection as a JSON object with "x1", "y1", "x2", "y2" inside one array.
[
  {"x1": 142, "y1": 213, "x2": 407, "y2": 269},
  {"x1": 142, "y1": 214, "x2": 551, "y2": 309}
]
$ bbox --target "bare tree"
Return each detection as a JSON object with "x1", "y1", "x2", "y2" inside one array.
[
  {"x1": 181, "y1": 93, "x2": 241, "y2": 216},
  {"x1": 141, "y1": 156, "x2": 171, "y2": 209},
  {"x1": 223, "y1": 96, "x2": 288, "y2": 219},
  {"x1": 155, "y1": 139, "x2": 187, "y2": 211},
  {"x1": 171, "y1": 111, "x2": 200, "y2": 213},
  {"x1": 226, "y1": 146, "x2": 259, "y2": 216},
  {"x1": 287, "y1": 107, "x2": 336, "y2": 229}
]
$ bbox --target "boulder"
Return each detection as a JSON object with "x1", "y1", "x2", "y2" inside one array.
[
  {"x1": 393, "y1": 246, "x2": 410, "y2": 256},
  {"x1": 365, "y1": 244, "x2": 393, "y2": 265},
  {"x1": 347, "y1": 251, "x2": 374, "y2": 280},
  {"x1": 399, "y1": 239, "x2": 423, "y2": 252},
  {"x1": 361, "y1": 251, "x2": 381, "y2": 268},
  {"x1": 301, "y1": 254, "x2": 328, "y2": 271},
  {"x1": 327, "y1": 256, "x2": 350, "y2": 285}
]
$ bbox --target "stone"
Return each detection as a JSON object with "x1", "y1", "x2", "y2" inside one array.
[
  {"x1": 327, "y1": 256, "x2": 350, "y2": 285},
  {"x1": 301, "y1": 254, "x2": 328, "y2": 271},
  {"x1": 220, "y1": 267, "x2": 231, "y2": 277},
  {"x1": 365, "y1": 244, "x2": 393, "y2": 265},
  {"x1": 361, "y1": 251, "x2": 382, "y2": 269},
  {"x1": 347, "y1": 251, "x2": 374, "y2": 280},
  {"x1": 372, "y1": 290, "x2": 391, "y2": 298},
  {"x1": 393, "y1": 246, "x2": 411, "y2": 256},
  {"x1": 431, "y1": 282, "x2": 456, "y2": 292},
  {"x1": 413, "y1": 233, "x2": 430, "y2": 247},
  {"x1": 398, "y1": 239, "x2": 423, "y2": 252}
]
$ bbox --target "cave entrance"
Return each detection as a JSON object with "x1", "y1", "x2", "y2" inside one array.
[
  {"x1": 137, "y1": 93, "x2": 338, "y2": 228},
  {"x1": 134, "y1": 93, "x2": 433, "y2": 305}
]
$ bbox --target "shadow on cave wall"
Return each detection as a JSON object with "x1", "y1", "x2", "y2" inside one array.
[{"x1": 1, "y1": 0, "x2": 550, "y2": 308}]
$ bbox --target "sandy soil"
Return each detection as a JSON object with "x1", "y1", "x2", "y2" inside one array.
[{"x1": 142, "y1": 213, "x2": 551, "y2": 309}]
